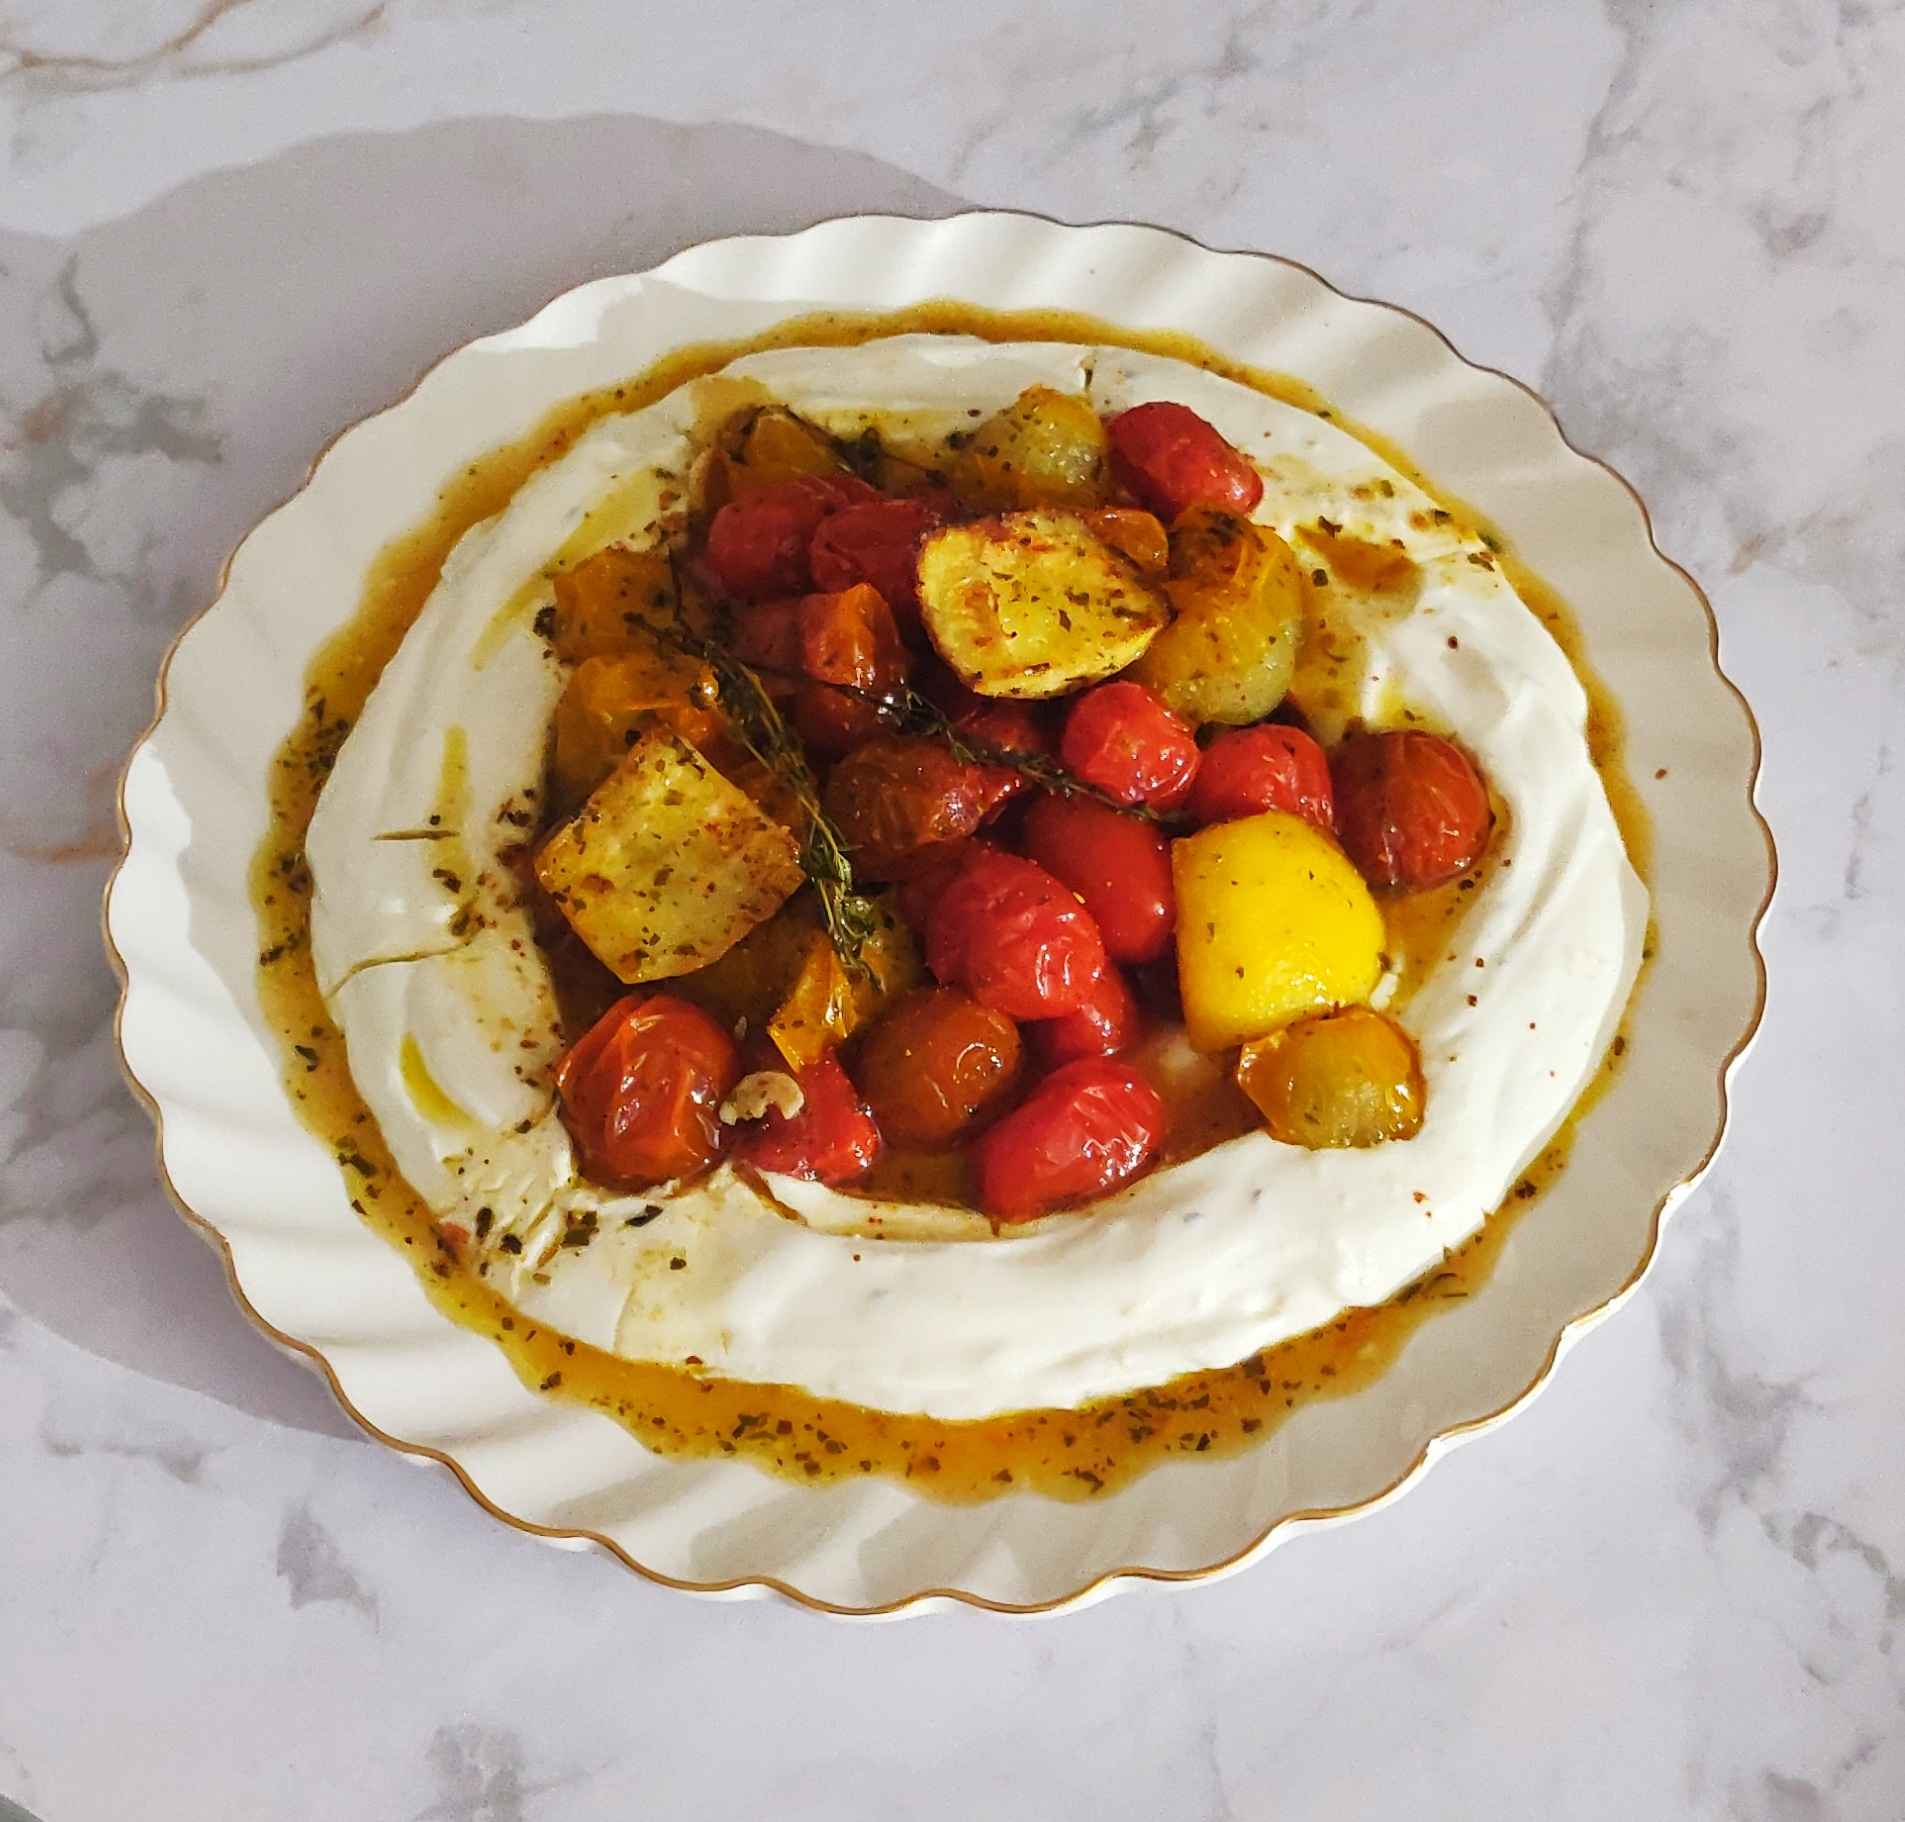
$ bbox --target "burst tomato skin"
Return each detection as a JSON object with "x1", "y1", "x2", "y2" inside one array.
[
  {"x1": 972, "y1": 1058, "x2": 1166, "y2": 1220},
  {"x1": 554, "y1": 994, "x2": 741, "y2": 1190},
  {"x1": 824, "y1": 736, "x2": 995, "y2": 881},
  {"x1": 1021, "y1": 792, "x2": 1175, "y2": 965},
  {"x1": 704, "y1": 475, "x2": 872, "y2": 601},
  {"x1": 733, "y1": 1051, "x2": 882, "y2": 1185},
  {"x1": 1032, "y1": 966, "x2": 1140, "y2": 1067},
  {"x1": 1187, "y1": 723, "x2": 1335, "y2": 830},
  {"x1": 808, "y1": 497, "x2": 942, "y2": 634},
  {"x1": 855, "y1": 986, "x2": 1024, "y2": 1148},
  {"x1": 793, "y1": 583, "x2": 909, "y2": 756},
  {"x1": 1059, "y1": 681, "x2": 1201, "y2": 811},
  {"x1": 925, "y1": 848, "x2": 1108, "y2": 1019},
  {"x1": 1332, "y1": 729, "x2": 1491, "y2": 890},
  {"x1": 1107, "y1": 401, "x2": 1264, "y2": 521}
]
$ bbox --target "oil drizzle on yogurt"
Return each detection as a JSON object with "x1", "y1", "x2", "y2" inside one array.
[{"x1": 253, "y1": 303, "x2": 1651, "y2": 1504}]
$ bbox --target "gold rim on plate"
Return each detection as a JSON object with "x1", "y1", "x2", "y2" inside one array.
[{"x1": 102, "y1": 211, "x2": 1775, "y2": 1616}]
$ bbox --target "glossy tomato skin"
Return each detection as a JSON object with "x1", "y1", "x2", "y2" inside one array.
[
  {"x1": 704, "y1": 475, "x2": 871, "y2": 601},
  {"x1": 554, "y1": 994, "x2": 741, "y2": 1190},
  {"x1": 824, "y1": 736, "x2": 993, "y2": 880},
  {"x1": 729, "y1": 597, "x2": 804, "y2": 677},
  {"x1": 856, "y1": 986, "x2": 1023, "y2": 1146},
  {"x1": 926, "y1": 848, "x2": 1108, "y2": 1018},
  {"x1": 808, "y1": 498, "x2": 942, "y2": 635},
  {"x1": 1059, "y1": 680, "x2": 1201, "y2": 810},
  {"x1": 793, "y1": 583, "x2": 909, "y2": 756},
  {"x1": 950, "y1": 694, "x2": 1055, "y2": 818},
  {"x1": 1033, "y1": 966, "x2": 1140, "y2": 1067},
  {"x1": 1107, "y1": 401, "x2": 1264, "y2": 521},
  {"x1": 1187, "y1": 723, "x2": 1335, "y2": 830},
  {"x1": 1020, "y1": 792, "x2": 1175, "y2": 964},
  {"x1": 733, "y1": 1051, "x2": 882, "y2": 1185},
  {"x1": 1332, "y1": 729, "x2": 1491, "y2": 891},
  {"x1": 973, "y1": 1058, "x2": 1167, "y2": 1220}
]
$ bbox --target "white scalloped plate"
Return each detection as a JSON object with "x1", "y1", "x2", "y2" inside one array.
[{"x1": 106, "y1": 213, "x2": 1772, "y2": 1617}]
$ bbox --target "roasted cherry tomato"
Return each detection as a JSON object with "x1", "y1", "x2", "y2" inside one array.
[
  {"x1": 1236, "y1": 1006, "x2": 1424, "y2": 1150},
  {"x1": 794, "y1": 582, "x2": 909, "y2": 756},
  {"x1": 973, "y1": 1057, "x2": 1166, "y2": 1220},
  {"x1": 1332, "y1": 729, "x2": 1491, "y2": 891},
  {"x1": 704, "y1": 474, "x2": 870, "y2": 601},
  {"x1": 1079, "y1": 505, "x2": 1170, "y2": 574},
  {"x1": 894, "y1": 843, "x2": 974, "y2": 933},
  {"x1": 856, "y1": 986, "x2": 1023, "y2": 1146},
  {"x1": 925, "y1": 847, "x2": 1108, "y2": 1018},
  {"x1": 1107, "y1": 401, "x2": 1264, "y2": 521},
  {"x1": 1033, "y1": 965, "x2": 1140, "y2": 1067},
  {"x1": 1059, "y1": 680, "x2": 1201, "y2": 810},
  {"x1": 1186, "y1": 723, "x2": 1335, "y2": 830},
  {"x1": 733, "y1": 1051, "x2": 882, "y2": 1185},
  {"x1": 809, "y1": 498, "x2": 943, "y2": 635},
  {"x1": 824, "y1": 736, "x2": 993, "y2": 880},
  {"x1": 1020, "y1": 792, "x2": 1175, "y2": 965},
  {"x1": 948, "y1": 693, "x2": 1054, "y2": 818},
  {"x1": 728, "y1": 596, "x2": 804, "y2": 677},
  {"x1": 553, "y1": 993, "x2": 741, "y2": 1190}
]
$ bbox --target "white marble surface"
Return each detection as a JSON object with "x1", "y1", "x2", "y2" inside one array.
[{"x1": 1, "y1": 0, "x2": 1898, "y2": 1813}]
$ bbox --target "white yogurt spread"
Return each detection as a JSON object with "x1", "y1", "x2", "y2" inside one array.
[{"x1": 307, "y1": 336, "x2": 1647, "y2": 1421}]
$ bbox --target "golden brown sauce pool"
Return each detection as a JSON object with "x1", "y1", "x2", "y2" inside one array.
[{"x1": 253, "y1": 303, "x2": 1651, "y2": 1505}]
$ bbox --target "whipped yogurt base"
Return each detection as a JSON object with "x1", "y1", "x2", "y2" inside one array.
[{"x1": 307, "y1": 335, "x2": 1647, "y2": 1422}]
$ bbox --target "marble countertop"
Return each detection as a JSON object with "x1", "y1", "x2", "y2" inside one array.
[{"x1": 3, "y1": 2, "x2": 1899, "y2": 1815}]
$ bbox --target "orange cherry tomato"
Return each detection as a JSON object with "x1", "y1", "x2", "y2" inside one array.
[
  {"x1": 973, "y1": 1058, "x2": 1166, "y2": 1220},
  {"x1": 925, "y1": 848, "x2": 1108, "y2": 1019},
  {"x1": 704, "y1": 474, "x2": 872, "y2": 601},
  {"x1": 856, "y1": 986, "x2": 1023, "y2": 1147},
  {"x1": 733, "y1": 1051, "x2": 882, "y2": 1185},
  {"x1": 809, "y1": 498, "x2": 943, "y2": 635},
  {"x1": 1187, "y1": 723, "x2": 1335, "y2": 830},
  {"x1": 793, "y1": 582, "x2": 909, "y2": 756},
  {"x1": 1107, "y1": 401, "x2": 1264, "y2": 521},
  {"x1": 554, "y1": 994, "x2": 741, "y2": 1190},
  {"x1": 824, "y1": 735, "x2": 993, "y2": 880},
  {"x1": 1021, "y1": 792, "x2": 1175, "y2": 965},
  {"x1": 1033, "y1": 965, "x2": 1140, "y2": 1067},
  {"x1": 1059, "y1": 680, "x2": 1201, "y2": 810},
  {"x1": 1332, "y1": 729, "x2": 1491, "y2": 891}
]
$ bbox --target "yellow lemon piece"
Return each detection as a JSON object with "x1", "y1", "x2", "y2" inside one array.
[{"x1": 1172, "y1": 810, "x2": 1384, "y2": 1050}]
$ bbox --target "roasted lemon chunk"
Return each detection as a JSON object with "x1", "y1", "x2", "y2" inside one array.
[
  {"x1": 536, "y1": 728, "x2": 803, "y2": 984},
  {"x1": 917, "y1": 509, "x2": 1169, "y2": 699},
  {"x1": 1172, "y1": 810, "x2": 1384, "y2": 1050}
]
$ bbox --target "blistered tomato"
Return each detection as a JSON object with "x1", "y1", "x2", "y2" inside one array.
[
  {"x1": 925, "y1": 847, "x2": 1108, "y2": 1018},
  {"x1": 973, "y1": 1058, "x2": 1166, "y2": 1220},
  {"x1": 704, "y1": 474, "x2": 870, "y2": 601},
  {"x1": 793, "y1": 582, "x2": 909, "y2": 756},
  {"x1": 1187, "y1": 723, "x2": 1335, "y2": 830},
  {"x1": 1033, "y1": 966, "x2": 1140, "y2": 1067},
  {"x1": 824, "y1": 736, "x2": 993, "y2": 880},
  {"x1": 948, "y1": 693, "x2": 1054, "y2": 817},
  {"x1": 1020, "y1": 792, "x2": 1175, "y2": 964},
  {"x1": 1059, "y1": 680, "x2": 1201, "y2": 810},
  {"x1": 1332, "y1": 729, "x2": 1491, "y2": 891},
  {"x1": 809, "y1": 497, "x2": 942, "y2": 634},
  {"x1": 554, "y1": 994, "x2": 741, "y2": 1190},
  {"x1": 733, "y1": 1051, "x2": 882, "y2": 1185},
  {"x1": 856, "y1": 986, "x2": 1023, "y2": 1146},
  {"x1": 1107, "y1": 401, "x2": 1264, "y2": 521}
]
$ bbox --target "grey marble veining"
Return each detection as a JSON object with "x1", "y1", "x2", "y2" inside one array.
[{"x1": 2, "y1": 2, "x2": 1900, "y2": 1817}]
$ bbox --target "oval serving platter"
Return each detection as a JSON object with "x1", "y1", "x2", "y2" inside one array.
[{"x1": 106, "y1": 213, "x2": 1773, "y2": 1616}]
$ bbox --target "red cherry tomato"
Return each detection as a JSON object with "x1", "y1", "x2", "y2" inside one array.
[
  {"x1": 1059, "y1": 680, "x2": 1201, "y2": 810},
  {"x1": 893, "y1": 843, "x2": 973, "y2": 932},
  {"x1": 1020, "y1": 792, "x2": 1175, "y2": 965},
  {"x1": 973, "y1": 1058, "x2": 1166, "y2": 1220},
  {"x1": 950, "y1": 694, "x2": 1054, "y2": 818},
  {"x1": 1332, "y1": 729, "x2": 1492, "y2": 891},
  {"x1": 729, "y1": 597, "x2": 804, "y2": 676},
  {"x1": 925, "y1": 847, "x2": 1107, "y2": 1018},
  {"x1": 1107, "y1": 401, "x2": 1264, "y2": 521},
  {"x1": 733, "y1": 1051, "x2": 882, "y2": 1186},
  {"x1": 793, "y1": 582, "x2": 909, "y2": 756},
  {"x1": 809, "y1": 498, "x2": 942, "y2": 635},
  {"x1": 1033, "y1": 966, "x2": 1140, "y2": 1067},
  {"x1": 1187, "y1": 723, "x2": 1335, "y2": 830},
  {"x1": 554, "y1": 994, "x2": 741, "y2": 1190},
  {"x1": 705, "y1": 475, "x2": 869, "y2": 601},
  {"x1": 824, "y1": 736, "x2": 993, "y2": 880}
]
